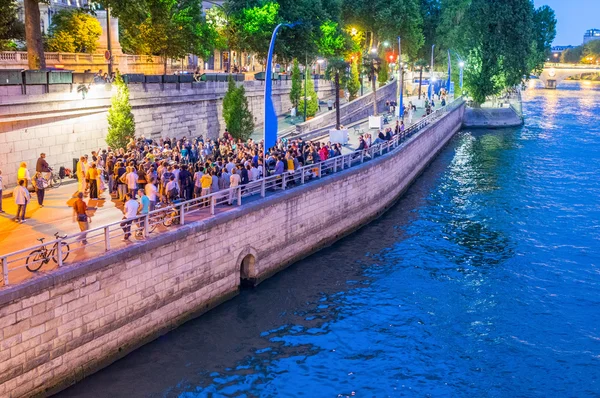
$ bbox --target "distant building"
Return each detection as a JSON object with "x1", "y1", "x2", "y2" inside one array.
[
  {"x1": 583, "y1": 29, "x2": 600, "y2": 44},
  {"x1": 551, "y1": 45, "x2": 574, "y2": 54}
]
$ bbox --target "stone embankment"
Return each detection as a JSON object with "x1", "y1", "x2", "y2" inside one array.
[
  {"x1": 462, "y1": 106, "x2": 523, "y2": 128},
  {"x1": 0, "y1": 100, "x2": 465, "y2": 398}
]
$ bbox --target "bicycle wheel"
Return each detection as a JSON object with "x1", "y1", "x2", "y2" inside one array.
[
  {"x1": 52, "y1": 242, "x2": 70, "y2": 264},
  {"x1": 52, "y1": 175, "x2": 62, "y2": 189},
  {"x1": 163, "y1": 211, "x2": 175, "y2": 227},
  {"x1": 26, "y1": 250, "x2": 46, "y2": 272}
]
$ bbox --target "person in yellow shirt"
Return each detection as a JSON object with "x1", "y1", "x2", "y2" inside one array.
[
  {"x1": 86, "y1": 163, "x2": 100, "y2": 199},
  {"x1": 200, "y1": 172, "x2": 212, "y2": 207}
]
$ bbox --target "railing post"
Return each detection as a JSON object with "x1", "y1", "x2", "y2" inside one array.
[
  {"x1": 210, "y1": 196, "x2": 215, "y2": 215},
  {"x1": 2, "y1": 257, "x2": 8, "y2": 286},
  {"x1": 56, "y1": 240, "x2": 63, "y2": 267},
  {"x1": 301, "y1": 168, "x2": 305, "y2": 184},
  {"x1": 261, "y1": 178, "x2": 266, "y2": 197},
  {"x1": 180, "y1": 203, "x2": 185, "y2": 225},
  {"x1": 340, "y1": 156, "x2": 344, "y2": 170},
  {"x1": 144, "y1": 214, "x2": 149, "y2": 238},
  {"x1": 360, "y1": 151, "x2": 364, "y2": 163},
  {"x1": 380, "y1": 145, "x2": 383, "y2": 156},
  {"x1": 282, "y1": 174, "x2": 286, "y2": 190},
  {"x1": 237, "y1": 187, "x2": 242, "y2": 206},
  {"x1": 333, "y1": 159, "x2": 338, "y2": 173},
  {"x1": 104, "y1": 226, "x2": 110, "y2": 251},
  {"x1": 318, "y1": 163, "x2": 322, "y2": 178}
]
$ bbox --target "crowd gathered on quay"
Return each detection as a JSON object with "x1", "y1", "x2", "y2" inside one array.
[{"x1": 0, "y1": 92, "x2": 452, "y2": 247}]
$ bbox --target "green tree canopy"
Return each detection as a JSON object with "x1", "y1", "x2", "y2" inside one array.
[
  {"x1": 347, "y1": 59, "x2": 360, "y2": 100},
  {"x1": 290, "y1": 58, "x2": 302, "y2": 109},
  {"x1": 299, "y1": 76, "x2": 319, "y2": 118},
  {"x1": 528, "y1": 5, "x2": 557, "y2": 73},
  {"x1": 46, "y1": 9, "x2": 102, "y2": 53}
]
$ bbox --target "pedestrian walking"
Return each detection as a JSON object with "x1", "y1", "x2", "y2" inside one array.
[
  {"x1": 145, "y1": 179, "x2": 158, "y2": 211},
  {"x1": 228, "y1": 168, "x2": 240, "y2": 205},
  {"x1": 13, "y1": 180, "x2": 30, "y2": 223},
  {"x1": 73, "y1": 192, "x2": 90, "y2": 245},
  {"x1": 34, "y1": 172, "x2": 45, "y2": 207}
]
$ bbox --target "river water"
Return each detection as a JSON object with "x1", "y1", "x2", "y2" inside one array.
[{"x1": 59, "y1": 82, "x2": 600, "y2": 398}]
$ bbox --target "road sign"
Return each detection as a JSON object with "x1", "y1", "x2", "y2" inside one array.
[{"x1": 104, "y1": 50, "x2": 111, "y2": 61}]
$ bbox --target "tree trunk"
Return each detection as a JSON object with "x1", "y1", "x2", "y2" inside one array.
[
  {"x1": 418, "y1": 69, "x2": 423, "y2": 99},
  {"x1": 24, "y1": 0, "x2": 45, "y2": 70},
  {"x1": 335, "y1": 72, "x2": 340, "y2": 129},
  {"x1": 163, "y1": 55, "x2": 167, "y2": 75}
]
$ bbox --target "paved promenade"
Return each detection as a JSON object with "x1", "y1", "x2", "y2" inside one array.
[{"x1": 0, "y1": 94, "x2": 435, "y2": 286}]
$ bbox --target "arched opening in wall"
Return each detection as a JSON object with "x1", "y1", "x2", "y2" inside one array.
[{"x1": 240, "y1": 254, "x2": 256, "y2": 288}]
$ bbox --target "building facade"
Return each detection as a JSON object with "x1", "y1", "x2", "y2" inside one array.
[{"x1": 583, "y1": 29, "x2": 600, "y2": 44}]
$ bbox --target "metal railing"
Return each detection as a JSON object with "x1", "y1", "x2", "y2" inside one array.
[{"x1": 0, "y1": 97, "x2": 464, "y2": 287}]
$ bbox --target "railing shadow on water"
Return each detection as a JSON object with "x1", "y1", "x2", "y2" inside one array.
[{"x1": 0, "y1": 97, "x2": 464, "y2": 287}]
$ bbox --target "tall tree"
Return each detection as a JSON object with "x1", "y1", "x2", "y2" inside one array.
[
  {"x1": 23, "y1": 0, "x2": 45, "y2": 69},
  {"x1": 528, "y1": 5, "x2": 557, "y2": 74},
  {"x1": 347, "y1": 59, "x2": 360, "y2": 100},
  {"x1": 106, "y1": 73, "x2": 135, "y2": 151},
  {"x1": 299, "y1": 76, "x2": 319, "y2": 118},
  {"x1": 0, "y1": 0, "x2": 25, "y2": 51},
  {"x1": 290, "y1": 58, "x2": 302, "y2": 111},
  {"x1": 222, "y1": 77, "x2": 254, "y2": 140}
]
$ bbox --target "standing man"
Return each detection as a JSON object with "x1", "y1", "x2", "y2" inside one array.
[
  {"x1": 200, "y1": 171, "x2": 212, "y2": 206},
  {"x1": 76, "y1": 156, "x2": 88, "y2": 196},
  {"x1": 121, "y1": 193, "x2": 139, "y2": 241},
  {"x1": 145, "y1": 178, "x2": 158, "y2": 211},
  {"x1": 126, "y1": 166, "x2": 138, "y2": 199},
  {"x1": 36, "y1": 153, "x2": 51, "y2": 181},
  {"x1": 228, "y1": 168, "x2": 241, "y2": 205},
  {"x1": 13, "y1": 180, "x2": 30, "y2": 223},
  {"x1": 73, "y1": 192, "x2": 90, "y2": 245}
]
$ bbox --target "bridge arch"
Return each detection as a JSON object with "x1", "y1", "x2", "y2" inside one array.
[
  {"x1": 538, "y1": 64, "x2": 600, "y2": 89},
  {"x1": 236, "y1": 246, "x2": 259, "y2": 287}
]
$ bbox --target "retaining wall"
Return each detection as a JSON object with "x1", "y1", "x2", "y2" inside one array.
[
  {"x1": 0, "y1": 102, "x2": 465, "y2": 398},
  {"x1": 0, "y1": 79, "x2": 335, "y2": 188}
]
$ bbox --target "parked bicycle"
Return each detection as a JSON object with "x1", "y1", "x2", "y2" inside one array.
[
  {"x1": 31, "y1": 167, "x2": 64, "y2": 190},
  {"x1": 142, "y1": 202, "x2": 181, "y2": 236},
  {"x1": 26, "y1": 232, "x2": 70, "y2": 272}
]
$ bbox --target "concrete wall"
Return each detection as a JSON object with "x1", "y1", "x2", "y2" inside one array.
[
  {"x1": 0, "y1": 79, "x2": 335, "y2": 188},
  {"x1": 292, "y1": 81, "x2": 397, "y2": 139},
  {"x1": 0, "y1": 101, "x2": 465, "y2": 397},
  {"x1": 462, "y1": 107, "x2": 523, "y2": 128}
]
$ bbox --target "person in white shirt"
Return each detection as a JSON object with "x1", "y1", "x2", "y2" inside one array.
[
  {"x1": 126, "y1": 168, "x2": 138, "y2": 199},
  {"x1": 226, "y1": 159, "x2": 236, "y2": 174},
  {"x1": 145, "y1": 179, "x2": 158, "y2": 211},
  {"x1": 165, "y1": 176, "x2": 179, "y2": 203},
  {"x1": 228, "y1": 168, "x2": 241, "y2": 205},
  {"x1": 121, "y1": 193, "x2": 140, "y2": 240},
  {"x1": 13, "y1": 179, "x2": 31, "y2": 223},
  {"x1": 250, "y1": 166, "x2": 260, "y2": 181}
]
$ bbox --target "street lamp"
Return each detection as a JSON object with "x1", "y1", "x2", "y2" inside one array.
[
  {"x1": 350, "y1": 27, "x2": 358, "y2": 36},
  {"x1": 458, "y1": 61, "x2": 465, "y2": 91}
]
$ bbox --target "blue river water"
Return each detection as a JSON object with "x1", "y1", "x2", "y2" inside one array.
[{"x1": 59, "y1": 82, "x2": 600, "y2": 398}]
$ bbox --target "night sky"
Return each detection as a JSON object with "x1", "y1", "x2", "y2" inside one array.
[{"x1": 534, "y1": 0, "x2": 600, "y2": 46}]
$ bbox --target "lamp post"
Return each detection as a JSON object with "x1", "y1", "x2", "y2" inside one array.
[
  {"x1": 304, "y1": 54, "x2": 308, "y2": 121},
  {"x1": 429, "y1": 44, "x2": 435, "y2": 99}
]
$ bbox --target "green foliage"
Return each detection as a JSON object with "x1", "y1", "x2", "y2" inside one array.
[
  {"x1": 561, "y1": 46, "x2": 584, "y2": 64},
  {"x1": 290, "y1": 58, "x2": 302, "y2": 109},
  {"x1": 106, "y1": 74, "x2": 135, "y2": 151},
  {"x1": 377, "y1": 57, "x2": 388, "y2": 86},
  {"x1": 0, "y1": 0, "x2": 25, "y2": 50},
  {"x1": 222, "y1": 77, "x2": 255, "y2": 141},
  {"x1": 299, "y1": 76, "x2": 319, "y2": 118},
  {"x1": 317, "y1": 20, "x2": 347, "y2": 57},
  {"x1": 116, "y1": 0, "x2": 217, "y2": 67},
  {"x1": 46, "y1": 9, "x2": 102, "y2": 53},
  {"x1": 342, "y1": 0, "x2": 424, "y2": 59},
  {"x1": 528, "y1": 5, "x2": 557, "y2": 73},
  {"x1": 347, "y1": 60, "x2": 360, "y2": 100}
]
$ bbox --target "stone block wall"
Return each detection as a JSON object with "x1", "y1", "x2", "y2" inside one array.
[
  {"x1": 0, "y1": 79, "x2": 335, "y2": 189},
  {"x1": 0, "y1": 102, "x2": 465, "y2": 397}
]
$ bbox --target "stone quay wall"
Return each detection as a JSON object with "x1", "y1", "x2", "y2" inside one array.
[
  {"x1": 0, "y1": 102, "x2": 465, "y2": 397},
  {"x1": 0, "y1": 79, "x2": 334, "y2": 189}
]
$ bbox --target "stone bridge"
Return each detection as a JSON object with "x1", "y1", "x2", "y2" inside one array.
[{"x1": 538, "y1": 63, "x2": 600, "y2": 89}]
